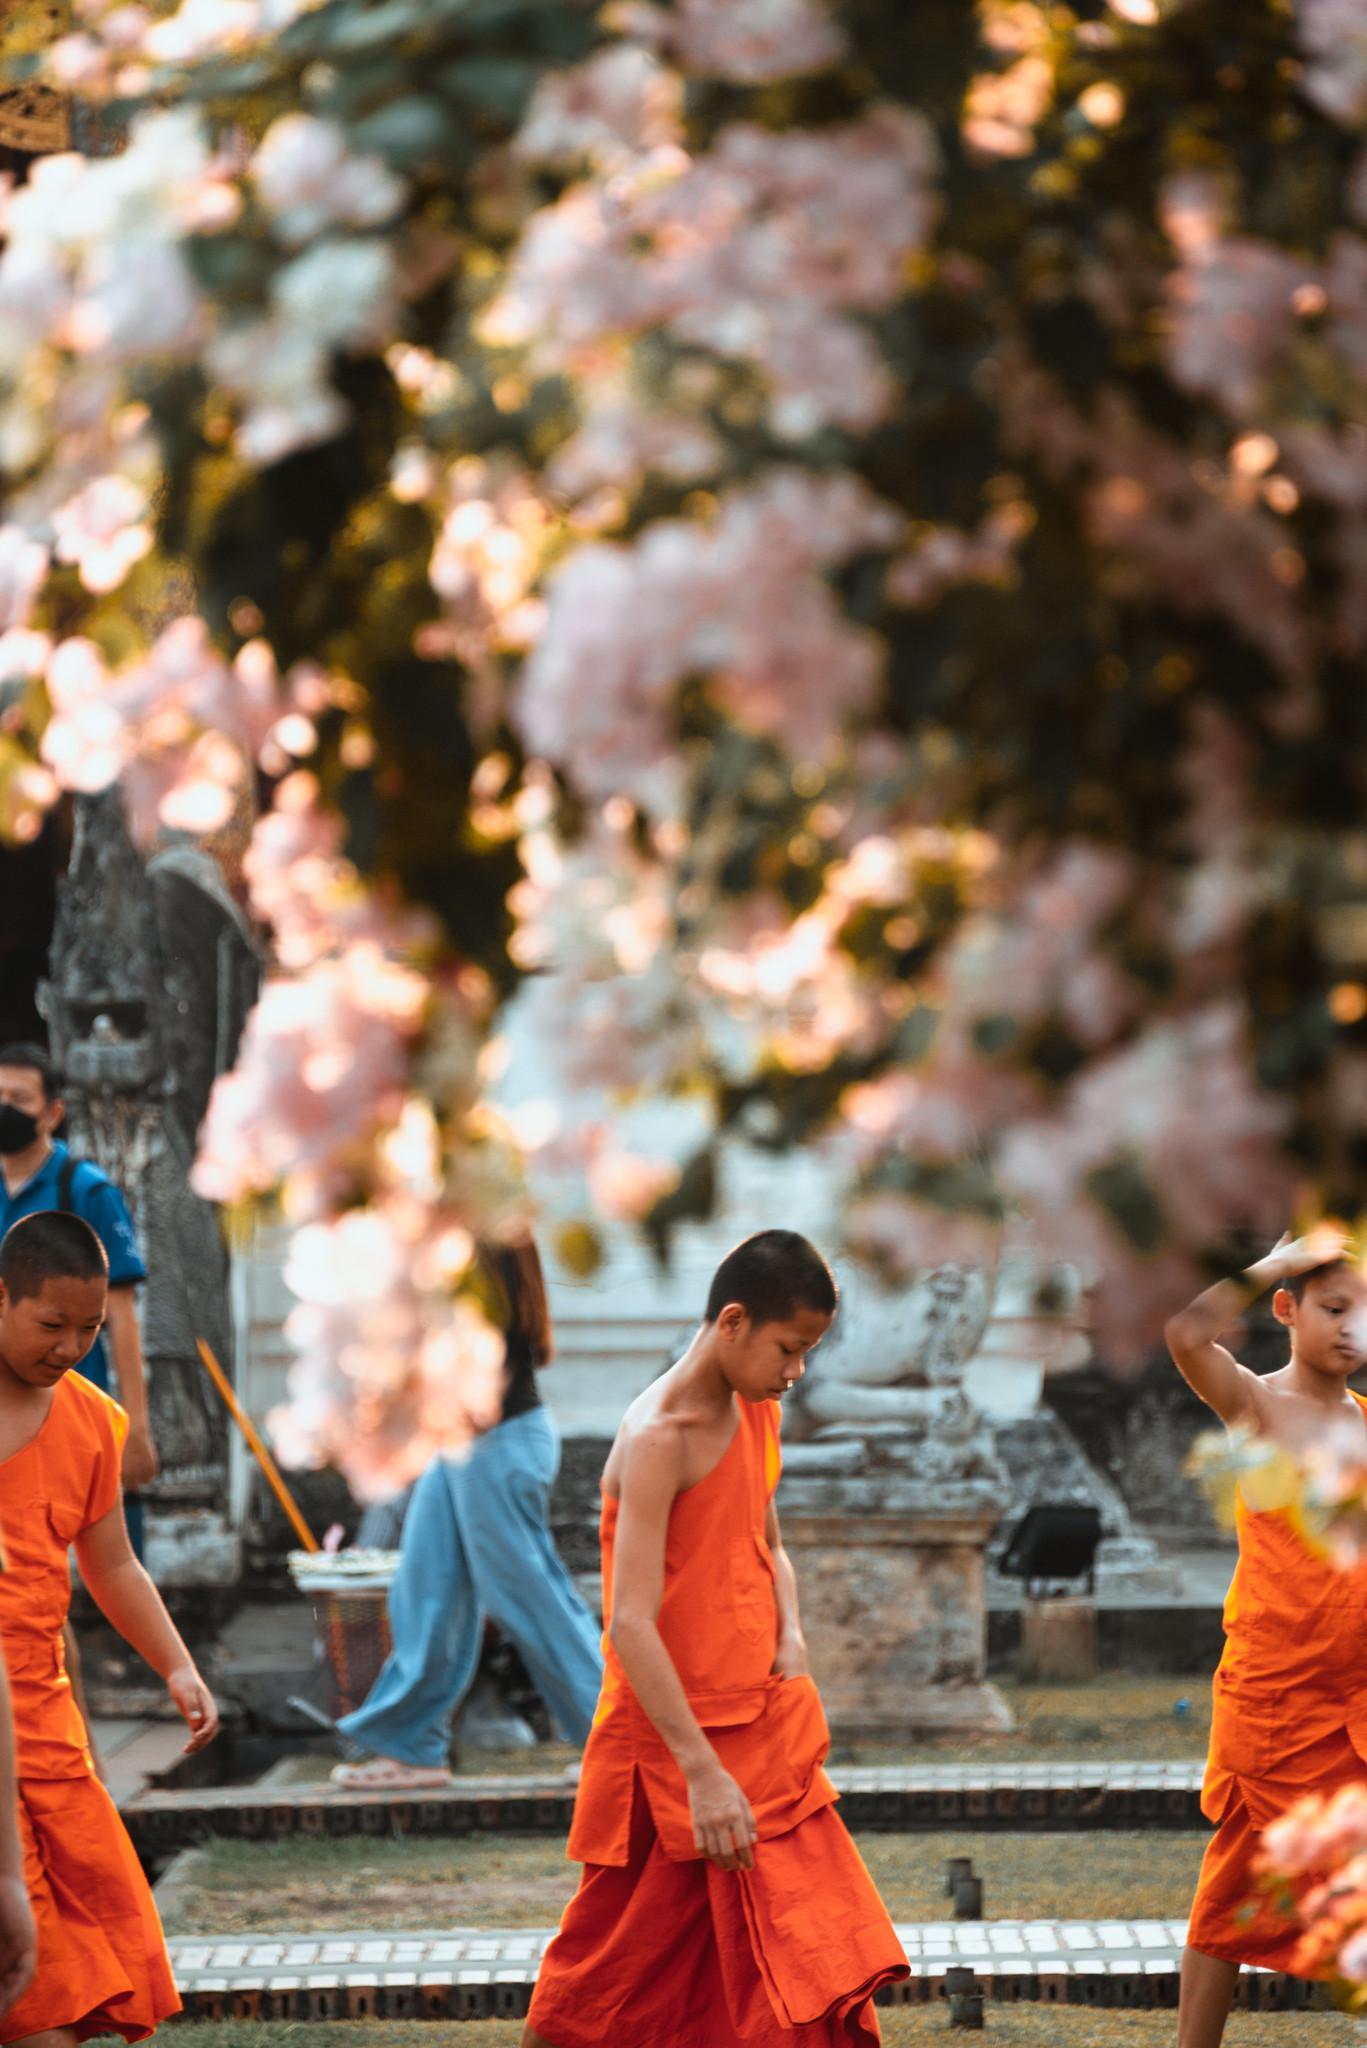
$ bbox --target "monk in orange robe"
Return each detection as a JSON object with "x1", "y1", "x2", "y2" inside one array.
[
  {"x1": 1166, "y1": 1223, "x2": 1367, "y2": 2048},
  {"x1": 0, "y1": 1210, "x2": 220, "y2": 2044},
  {"x1": 524, "y1": 1229, "x2": 908, "y2": 2048}
]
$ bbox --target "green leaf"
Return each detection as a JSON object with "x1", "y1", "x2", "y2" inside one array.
[
  {"x1": 437, "y1": 57, "x2": 546, "y2": 120},
  {"x1": 1085, "y1": 1158, "x2": 1167, "y2": 1255},
  {"x1": 350, "y1": 97, "x2": 463, "y2": 167}
]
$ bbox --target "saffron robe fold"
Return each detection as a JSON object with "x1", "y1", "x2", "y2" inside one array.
[
  {"x1": 1188, "y1": 1391, "x2": 1367, "y2": 1973},
  {"x1": 528, "y1": 1395, "x2": 907, "y2": 2047},
  {"x1": 0, "y1": 1370, "x2": 180, "y2": 2042}
]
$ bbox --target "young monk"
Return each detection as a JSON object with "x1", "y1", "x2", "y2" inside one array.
[
  {"x1": 1166, "y1": 1223, "x2": 1367, "y2": 2048},
  {"x1": 523, "y1": 1228, "x2": 908, "y2": 2048},
  {"x1": 0, "y1": 1210, "x2": 220, "y2": 2044}
]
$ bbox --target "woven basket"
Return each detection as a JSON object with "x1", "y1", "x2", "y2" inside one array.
[{"x1": 288, "y1": 1552, "x2": 399, "y2": 1721}]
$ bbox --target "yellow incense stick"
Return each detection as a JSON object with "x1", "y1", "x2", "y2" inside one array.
[{"x1": 195, "y1": 1338, "x2": 319, "y2": 1553}]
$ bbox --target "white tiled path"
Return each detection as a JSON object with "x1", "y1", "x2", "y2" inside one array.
[{"x1": 167, "y1": 1917, "x2": 1221, "y2": 1992}]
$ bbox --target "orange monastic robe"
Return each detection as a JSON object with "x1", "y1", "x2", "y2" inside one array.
[
  {"x1": 0, "y1": 1370, "x2": 179, "y2": 2043},
  {"x1": 527, "y1": 1395, "x2": 907, "y2": 2048},
  {"x1": 1188, "y1": 1395, "x2": 1367, "y2": 1972}
]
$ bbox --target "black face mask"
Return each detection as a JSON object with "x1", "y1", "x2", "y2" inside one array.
[{"x1": 0, "y1": 1104, "x2": 41, "y2": 1156}]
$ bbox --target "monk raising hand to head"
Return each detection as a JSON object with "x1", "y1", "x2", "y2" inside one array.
[{"x1": 1166, "y1": 1224, "x2": 1367, "y2": 2048}]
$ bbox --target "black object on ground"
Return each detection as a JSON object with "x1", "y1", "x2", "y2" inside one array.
[
  {"x1": 998, "y1": 1505, "x2": 1103, "y2": 1598},
  {"x1": 945, "y1": 1854, "x2": 973, "y2": 1898}
]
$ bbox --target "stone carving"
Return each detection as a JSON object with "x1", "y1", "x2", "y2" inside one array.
[
  {"x1": 776, "y1": 1257, "x2": 1013, "y2": 1734},
  {"x1": 782, "y1": 1258, "x2": 1006, "y2": 1503},
  {"x1": 39, "y1": 790, "x2": 260, "y2": 1589}
]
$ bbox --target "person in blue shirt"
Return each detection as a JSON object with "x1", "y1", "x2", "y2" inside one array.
[{"x1": 0, "y1": 1043, "x2": 156, "y2": 1559}]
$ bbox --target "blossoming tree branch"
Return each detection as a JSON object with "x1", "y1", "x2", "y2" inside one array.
[{"x1": 0, "y1": 0, "x2": 1363, "y2": 1494}]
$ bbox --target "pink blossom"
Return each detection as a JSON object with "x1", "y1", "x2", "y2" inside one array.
[
  {"x1": 1165, "y1": 235, "x2": 1310, "y2": 416},
  {"x1": 50, "y1": 473, "x2": 153, "y2": 593},
  {"x1": 889, "y1": 506, "x2": 1029, "y2": 608},
  {"x1": 244, "y1": 772, "x2": 439, "y2": 971},
  {"x1": 588, "y1": 1148, "x2": 681, "y2": 1222},
  {"x1": 997, "y1": 1005, "x2": 1292, "y2": 1347},
  {"x1": 207, "y1": 319, "x2": 346, "y2": 465},
  {"x1": 519, "y1": 469, "x2": 900, "y2": 806},
  {"x1": 516, "y1": 46, "x2": 683, "y2": 167},
  {"x1": 192, "y1": 948, "x2": 430, "y2": 1215},
  {"x1": 250, "y1": 114, "x2": 406, "y2": 246},
  {"x1": 1297, "y1": 0, "x2": 1367, "y2": 126},
  {"x1": 963, "y1": 56, "x2": 1053, "y2": 159},
  {"x1": 271, "y1": 1201, "x2": 507, "y2": 1500},
  {"x1": 1005, "y1": 376, "x2": 1317, "y2": 687},
  {"x1": 610, "y1": 0, "x2": 846, "y2": 83},
  {"x1": 844, "y1": 1189, "x2": 1002, "y2": 1286},
  {"x1": 1263, "y1": 1784, "x2": 1367, "y2": 1878},
  {"x1": 548, "y1": 390, "x2": 720, "y2": 500},
  {"x1": 0, "y1": 525, "x2": 50, "y2": 630},
  {"x1": 494, "y1": 109, "x2": 938, "y2": 434},
  {"x1": 428, "y1": 463, "x2": 550, "y2": 668}
]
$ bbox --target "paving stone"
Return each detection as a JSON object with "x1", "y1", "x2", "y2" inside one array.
[
  {"x1": 124, "y1": 1761, "x2": 1207, "y2": 1851},
  {"x1": 171, "y1": 1915, "x2": 1293, "y2": 2015}
]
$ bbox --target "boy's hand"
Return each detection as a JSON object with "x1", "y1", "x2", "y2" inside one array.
[
  {"x1": 168, "y1": 1665, "x2": 220, "y2": 1754},
  {"x1": 771, "y1": 1632, "x2": 810, "y2": 1680},
  {"x1": 0, "y1": 1870, "x2": 35, "y2": 2014},
  {"x1": 1268, "y1": 1225, "x2": 1356, "y2": 1279},
  {"x1": 686, "y1": 1758, "x2": 757, "y2": 1872}
]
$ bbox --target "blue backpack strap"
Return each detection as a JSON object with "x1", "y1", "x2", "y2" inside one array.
[{"x1": 56, "y1": 1153, "x2": 100, "y2": 1216}]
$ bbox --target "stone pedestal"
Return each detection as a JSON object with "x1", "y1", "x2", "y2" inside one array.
[
  {"x1": 779, "y1": 1469, "x2": 1012, "y2": 1737},
  {"x1": 1020, "y1": 1596, "x2": 1098, "y2": 1682}
]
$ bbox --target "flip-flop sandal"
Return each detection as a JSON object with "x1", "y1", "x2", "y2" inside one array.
[{"x1": 330, "y1": 1756, "x2": 454, "y2": 1790}]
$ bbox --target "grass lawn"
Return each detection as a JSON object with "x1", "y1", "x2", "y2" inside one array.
[
  {"x1": 833, "y1": 1673, "x2": 1213, "y2": 1767},
  {"x1": 158, "y1": 1826, "x2": 1209, "y2": 1937},
  {"x1": 96, "y1": 2014, "x2": 1357, "y2": 2046},
  {"x1": 274, "y1": 1673, "x2": 1214, "y2": 1788}
]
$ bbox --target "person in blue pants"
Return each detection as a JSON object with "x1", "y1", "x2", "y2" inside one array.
[{"x1": 332, "y1": 1236, "x2": 603, "y2": 1787}]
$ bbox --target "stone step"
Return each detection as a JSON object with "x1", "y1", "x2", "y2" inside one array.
[
  {"x1": 125, "y1": 1761, "x2": 1208, "y2": 1856},
  {"x1": 165, "y1": 1921, "x2": 1316, "y2": 2021}
]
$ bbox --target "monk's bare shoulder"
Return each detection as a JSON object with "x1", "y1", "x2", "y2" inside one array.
[
  {"x1": 602, "y1": 1399, "x2": 688, "y2": 1503},
  {"x1": 1242, "y1": 1366, "x2": 1367, "y2": 1455}
]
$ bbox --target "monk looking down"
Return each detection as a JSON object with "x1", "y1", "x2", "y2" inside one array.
[
  {"x1": 523, "y1": 1229, "x2": 907, "y2": 2048},
  {"x1": 1166, "y1": 1225, "x2": 1367, "y2": 2048}
]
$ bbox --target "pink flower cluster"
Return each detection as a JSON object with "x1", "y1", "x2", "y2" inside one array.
[
  {"x1": 1260, "y1": 1781, "x2": 1367, "y2": 1984},
  {"x1": 191, "y1": 945, "x2": 430, "y2": 1215},
  {"x1": 492, "y1": 108, "x2": 938, "y2": 436},
  {"x1": 998, "y1": 1005, "x2": 1291, "y2": 1358},
  {"x1": 1296, "y1": 0, "x2": 1367, "y2": 127},
  {"x1": 271, "y1": 1200, "x2": 508, "y2": 1500},
  {"x1": 39, "y1": 618, "x2": 284, "y2": 839},
  {"x1": 518, "y1": 468, "x2": 902, "y2": 806},
  {"x1": 608, "y1": 0, "x2": 846, "y2": 84},
  {"x1": 515, "y1": 45, "x2": 684, "y2": 167}
]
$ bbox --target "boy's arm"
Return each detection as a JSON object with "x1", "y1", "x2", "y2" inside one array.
[
  {"x1": 105, "y1": 1287, "x2": 158, "y2": 1492},
  {"x1": 0, "y1": 1649, "x2": 36, "y2": 2014},
  {"x1": 74, "y1": 1504, "x2": 219, "y2": 1754},
  {"x1": 610, "y1": 1424, "x2": 758, "y2": 1871},
  {"x1": 764, "y1": 1499, "x2": 809, "y2": 1679},
  {"x1": 1164, "y1": 1226, "x2": 1352, "y2": 1426}
]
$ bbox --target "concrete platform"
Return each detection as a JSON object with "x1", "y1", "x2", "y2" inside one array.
[
  {"x1": 123, "y1": 1761, "x2": 1209, "y2": 1857},
  {"x1": 164, "y1": 1920, "x2": 1315, "y2": 2020}
]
